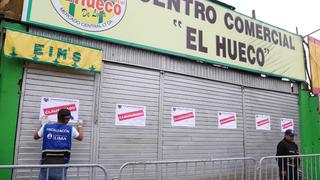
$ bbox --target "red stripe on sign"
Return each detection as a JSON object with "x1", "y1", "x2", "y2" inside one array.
[
  {"x1": 118, "y1": 110, "x2": 144, "y2": 121},
  {"x1": 44, "y1": 104, "x2": 77, "y2": 115},
  {"x1": 173, "y1": 112, "x2": 194, "y2": 122},
  {"x1": 282, "y1": 122, "x2": 293, "y2": 129},
  {"x1": 257, "y1": 119, "x2": 269, "y2": 126},
  {"x1": 220, "y1": 116, "x2": 236, "y2": 125}
]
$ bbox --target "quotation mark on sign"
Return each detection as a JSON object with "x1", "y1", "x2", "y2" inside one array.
[
  {"x1": 264, "y1": 48, "x2": 270, "y2": 55},
  {"x1": 173, "y1": 19, "x2": 182, "y2": 28}
]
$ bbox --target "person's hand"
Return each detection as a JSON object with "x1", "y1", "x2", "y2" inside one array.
[
  {"x1": 76, "y1": 119, "x2": 83, "y2": 127},
  {"x1": 40, "y1": 115, "x2": 49, "y2": 126},
  {"x1": 280, "y1": 171, "x2": 287, "y2": 176}
]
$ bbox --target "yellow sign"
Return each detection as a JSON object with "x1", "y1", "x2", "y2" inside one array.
[
  {"x1": 22, "y1": 0, "x2": 305, "y2": 80},
  {"x1": 4, "y1": 29, "x2": 103, "y2": 72},
  {"x1": 308, "y1": 36, "x2": 320, "y2": 94}
]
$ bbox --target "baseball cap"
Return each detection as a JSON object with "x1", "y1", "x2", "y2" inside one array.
[
  {"x1": 284, "y1": 129, "x2": 296, "y2": 137},
  {"x1": 57, "y1": 109, "x2": 74, "y2": 120}
]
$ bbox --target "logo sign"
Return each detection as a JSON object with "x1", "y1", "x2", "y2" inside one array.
[
  {"x1": 115, "y1": 104, "x2": 146, "y2": 126},
  {"x1": 171, "y1": 107, "x2": 195, "y2": 127},
  {"x1": 51, "y1": 0, "x2": 127, "y2": 32},
  {"x1": 39, "y1": 97, "x2": 79, "y2": 123},
  {"x1": 218, "y1": 112, "x2": 237, "y2": 129},
  {"x1": 47, "y1": 133, "x2": 53, "y2": 139},
  {"x1": 281, "y1": 118, "x2": 294, "y2": 132},
  {"x1": 4, "y1": 30, "x2": 103, "y2": 72},
  {"x1": 255, "y1": 115, "x2": 271, "y2": 130}
]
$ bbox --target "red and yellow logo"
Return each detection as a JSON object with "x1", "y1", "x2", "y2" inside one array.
[{"x1": 51, "y1": 0, "x2": 127, "y2": 32}]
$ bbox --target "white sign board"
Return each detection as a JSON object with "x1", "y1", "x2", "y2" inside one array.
[
  {"x1": 255, "y1": 115, "x2": 271, "y2": 130},
  {"x1": 39, "y1": 97, "x2": 79, "y2": 123},
  {"x1": 171, "y1": 107, "x2": 195, "y2": 127},
  {"x1": 218, "y1": 112, "x2": 237, "y2": 129},
  {"x1": 281, "y1": 118, "x2": 294, "y2": 132},
  {"x1": 115, "y1": 104, "x2": 146, "y2": 126}
]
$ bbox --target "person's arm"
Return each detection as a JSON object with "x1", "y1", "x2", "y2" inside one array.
[
  {"x1": 74, "y1": 119, "x2": 84, "y2": 141},
  {"x1": 34, "y1": 115, "x2": 49, "y2": 140},
  {"x1": 75, "y1": 126, "x2": 83, "y2": 141},
  {"x1": 277, "y1": 142, "x2": 286, "y2": 172},
  {"x1": 296, "y1": 144, "x2": 299, "y2": 155},
  {"x1": 34, "y1": 125, "x2": 43, "y2": 140},
  {"x1": 295, "y1": 143, "x2": 301, "y2": 167}
]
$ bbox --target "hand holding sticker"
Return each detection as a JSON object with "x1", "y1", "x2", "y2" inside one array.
[
  {"x1": 77, "y1": 119, "x2": 84, "y2": 127},
  {"x1": 40, "y1": 115, "x2": 50, "y2": 125}
]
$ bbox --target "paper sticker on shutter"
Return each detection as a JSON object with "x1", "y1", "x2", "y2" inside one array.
[
  {"x1": 281, "y1": 118, "x2": 294, "y2": 132},
  {"x1": 218, "y1": 112, "x2": 237, "y2": 129},
  {"x1": 171, "y1": 107, "x2": 195, "y2": 127},
  {"x1": 115, "y1": 104, "x2": 146, "y2": 126},
  {"x1": 255, "y1": 115, "x2": 271, "y2": 130},
  {"x1": 39, "y1": 97, "x2": 79, "y2": 123}
]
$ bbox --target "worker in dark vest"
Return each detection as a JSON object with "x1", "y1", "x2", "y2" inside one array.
[
  {"x1": 276, "y1": 129, "x2": 299, "y2": 180},
  {"x1": 34, "y1": 108, "x2": 83, "y2": 180}
]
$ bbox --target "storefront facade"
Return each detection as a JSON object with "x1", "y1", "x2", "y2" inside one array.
[{"x1": 11, "y1": 26, "x2": 301, "y2": 179}]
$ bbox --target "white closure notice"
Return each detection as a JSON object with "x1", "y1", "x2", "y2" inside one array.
[
  {"x1": 39, "y1": 97, "x2": 79, "y2": 123},
  {"x1": 115, "y1": 104, "x2": 146, "y2": 126},
  {"x1": 281, "y1": 118, "x2": 294, "y2": 132},
  {"x1": 171, "y1": 107, "x2": 196, "y2": 127},
  {"x1": 255, "y1": 115, "x2": 271, "y2": 130},
  {"x1": 218, "y1": 112, "x2": 237, "y2": 129}
]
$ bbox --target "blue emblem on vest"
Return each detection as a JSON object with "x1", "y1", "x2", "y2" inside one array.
[{"x1": 42, "y1": 123, "x2": 72, "y2": 162}]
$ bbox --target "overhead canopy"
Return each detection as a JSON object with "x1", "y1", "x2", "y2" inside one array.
[{"x1": 4, "y1": 29, "x2": 103, "y2": 73}]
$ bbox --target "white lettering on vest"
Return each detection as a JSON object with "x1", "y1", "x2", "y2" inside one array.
[{"x1": 46, "y1": 128, "x2": 70, "y2": 133}]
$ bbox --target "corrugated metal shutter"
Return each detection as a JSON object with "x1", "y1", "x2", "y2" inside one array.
[
  {"x1": 244, "y1": 88, "x2": 300, "y2": 159},
  {"x1": 97, "y1": 62, "x2": 160, "y2": 179},
  {"x1": 14, "y1": 63, "x2": 96, "y2": 179},
  {"x1": 162, "y1": 72, "x2": 244, "y2": 160}
]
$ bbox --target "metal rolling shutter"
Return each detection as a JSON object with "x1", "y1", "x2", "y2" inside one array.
[
  {"x1": 97, "y1": 62, "x2": 160, "y2": 178},
  {"x1": 244, "y1": 88, "x2": 300, "y2": 159},
  {"x1": 14, "y1": 63, "x2": 96, "y2": 179},
  {"x1": 162, "y1": 72, "x2": 244, "y2": 160}
]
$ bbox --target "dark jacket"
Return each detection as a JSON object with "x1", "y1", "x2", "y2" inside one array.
[{"x1": 276, "y1": 138, "x2": 299, "y2": 171}]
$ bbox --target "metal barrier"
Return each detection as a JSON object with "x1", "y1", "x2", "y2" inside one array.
[
  {"x1": 118, "y1": 157, "x2": 257, "y2": 180},
  {"x1": 0, "y1": 164, "x2": 108, "y2": 180},
  {"x1": 257, "y1": 154, "x2": 320, "y2": 180}
]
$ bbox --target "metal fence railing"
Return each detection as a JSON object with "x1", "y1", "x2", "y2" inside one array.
[
  {"x1": 257, "y1": 154, "x2": 320, "y2": 180},
  {"x1": 2, "y1": 154, "x2": 320, "y2": 180},
  {"x1": 0, "y1": 164, "x2": 108, "y2": 180},
  {"x1": 117, "y1": 157, "x2": 257, "y2": 180}
]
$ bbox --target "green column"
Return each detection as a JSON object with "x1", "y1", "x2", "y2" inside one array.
[
  {"x1": 0, "y1": 21, "x2": 26, "y2": 180},
  {"x1": 309, "y1": 96, "x2": 320, "y2": 153},
  {"x1": 299, "y1": 90, "x2": 313, "y2": 154},
  {"x1": 299, "y1": 90, "x2": 320, "y2": 154},
  {"x1": 299, "y1": 90, "x2": 320, "y2": 179}
]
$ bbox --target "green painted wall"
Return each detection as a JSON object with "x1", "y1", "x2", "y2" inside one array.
[
  {"x1": 0, "y1": 21, "x2": 26, "y2": 180},
  {"x1": 299, "y1": 90, "x2": 320, "y2": 154},
  {"x1": 299, "y1": 90, "x2": 320, "y2": 179}
]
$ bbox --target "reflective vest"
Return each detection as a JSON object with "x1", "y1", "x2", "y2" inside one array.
[{"x1": 42, "y1": 123, "x2": 72, "y2": 162}]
